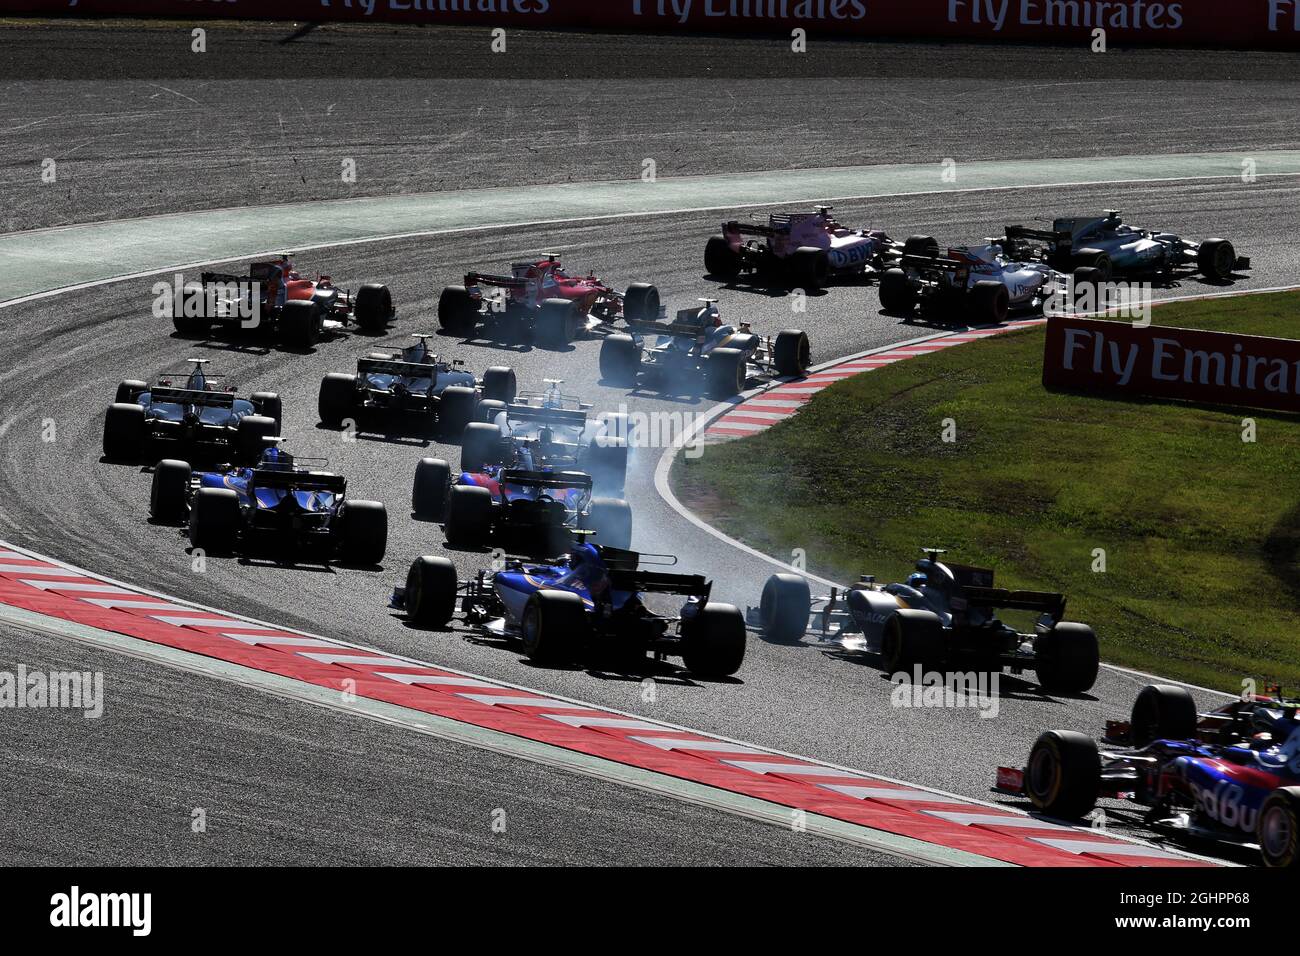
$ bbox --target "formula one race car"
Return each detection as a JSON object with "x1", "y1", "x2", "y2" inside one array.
[
  {"x1": 102, "y1": 359, "x2": 281, "y2": 463},
  {"x1": 756, "y1": 548, "x2": 1100, "y2": 693},
  {"x1": 317, "y1": 334, "x2": 517, "y2": 436},
  {"x1": 997, "y1": 684, "x2": 1300, "y2": 868},
  {"x1": 437, "y1": 254, "x2": 661, "y2": 347},
  {"x1": 879, "y1": 237, "x2": 1081, "y2": 325},
  {"x1": 179, "y1": 254, "x2": 395, "y2": 347},
  {"x1": 598, "y1": 300, "x2": 810, "y2": 398},
  {"x1": 148, "y1": 441, "x2": 387, "y2": 564},
  {"x1": 705, "y1": 206, "x2": 907, "y2": 290},
  {"x1": 1001, "y1": 210, "x2": 1250, "y2": 283},
  {"x1": 393, "y1": 543, "x2": 746, "y2": 676}
]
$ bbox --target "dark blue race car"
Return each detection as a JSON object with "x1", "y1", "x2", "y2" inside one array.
[
  {"x1": 149, "y1": 443, "x2": 387, "y2": 565},
  {"x1": 103, "y1": 359, "x2": 281, "y2": 462},
  {"x1": 392, "y1": 542, "x2": 746, "y2": 676}
]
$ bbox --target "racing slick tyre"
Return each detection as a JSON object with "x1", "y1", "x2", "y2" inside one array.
[
  {"x1": 759, "y1": 573, "x2": 811, "y2": 643},
  {"x1": 1072, "y1": 267, "x2": 1104, "y2": 311},
  {"x1": 481, "y1": 366, "x2": 517, "y2": 405},
  {"x1": 622, "y1": 283, "x2": 661, "y2": 323},
  {"x1": 115, "y1": 380, "x2": 147, "y2": 405},
  {"x1": 681, "y1": 603, "x2": 747, "y2": 678},
  {"x1": 1025, "y1": 730, "x2": 1101, "y2": 821},
  {"x1": 1129, "y1": 684, "x2": 1198, "y2": 746},
  {"x1": 586, "y1": 437, "x2": 628, "y2": 495},
  {"x1": 337, "y1": 500, "x2": 388, "y2": 565},
  {"x1": 1197, "y1": 238, "x2": 1237, "y2": 281},
  {"x1": 438, "y1": 385, "x2": 479, "y2": 440},
  {"x1": 903, "y1": 235, "x2": 941, "y2": 258},
  {"x1": 1034, "y1": 622, "x2": 1100, "y2": 694},
  {"x1": 460, "y1": 422, "x2": 504, "y2": 473},
  {"x1": 969, "y1": 280, "x2": 1010, "y2": 325},
  {"x1": 438, "y1": 285, "x2": 479, "y2": 334},
  {"x1": 880, "y1": 609, "x2": 945, "y2": 675},
  {"x1": 412, "y1": 457, "x2": 451, "y2": 521},
  {"x1": 599, "y1": 334, "x2": 642, "y2": 386},
  {"x1": 318, "y1": 373, "x2": 358, "y2": 429},
  {"x1": 536, "y1": 298, "x2": 583, "y2": 348},
  {"x1": 171, "y1": 313, "x2": 210, "y2": 338},
  {"x1": 773, "y1": 329, "x2": 811, "y2": 377},
  {"x1": 404, "y1": 556, "x2": 459, "y2": 628},
  {"x1": 585, "y1": 497, "x2": 633, "y2": 550},
  {"x1": 353, "y1": 283, "x2": 393, "y2": 331},
  {"x1": 1075, "y1": 251, "x2": 1113, "y2": 282},
  {"x1": 521, "y1": 590, "x2": 588, "y2": 664},
  {"x1": 250, "y1": 391, "x2": 283, "y2": 430},
  {"x1": 704, "y1": 236, "x2": 741, "y2": 280},
  {"x1": 279, "y1": 299, "x2": 324, "y2": 349},
  {"x1": 236, "y1": 415, "x2": 278, "y2": 462},
  {"x1": 476, "y1": 399, "x2": 506, "y2": 424},
  {"x1": 705, "y1": 347, "x2": 747, "y2": 399},
  {"x1": 188, "y1": 488, "x2": 239, "y2": 556},
  {"x1": 150, "y1": 459, "x2": 192, "y2": 523},
  {"x1": 102, "y1": 402, "x2": 148, "y2": 461},
  {"x1": 1258, "y1": 787, "x2": 1300, "y2": 869},
  {"x1": 445, "y1": 484, "x2": 493, "y2": 548},
  {"x1": 790, "y1": 246, "x2": 830, "y2": 291},
  {"x1": 879, "y1": 268, "x2": 918, "y2": 315}
]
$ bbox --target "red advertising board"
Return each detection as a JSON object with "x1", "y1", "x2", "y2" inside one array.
[
  {"x1": 1042, "y1": 315, "x2": 1300, "y2": 413},
  {"x1": 6, "y1": 1, "x2": 1300, "y2": 50}
]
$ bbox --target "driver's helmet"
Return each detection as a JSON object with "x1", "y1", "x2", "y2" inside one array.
[
  {"x1": 260, "y1": 446, "x2": 294, "y2": 471},
  {"x1": 907, "y1": 572, "x2": 928, "y2": 590}
]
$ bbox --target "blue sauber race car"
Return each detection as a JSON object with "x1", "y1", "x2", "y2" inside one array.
[
  {"x1": 148, "y1": 442, "x2": 387, "y2": 564},
  {"x1": 392, "y1": 542, "x2": 746, "y2": 676},
  {"x1": 997, "y1": 684, "x2": 1300, "y2": 868},
  {"x1": 317, "y1": 334, "x2": 517, "y2": 436},
  {"x1": 103, "y1": 359, "x2": 281, "y2": 462}
]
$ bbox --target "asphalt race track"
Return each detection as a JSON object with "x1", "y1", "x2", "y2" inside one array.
[{"x1": 1, "y1": 20, "x2": 1298, "y2": 866}]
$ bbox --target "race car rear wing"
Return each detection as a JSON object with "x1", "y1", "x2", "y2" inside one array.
[
  {"x1": 504, "y1": 403, "x2": 589, "y2": 428},
  {"x1": 1002, "y1": 225, "x2": 1074, "y2": 257},
  {"x1": 624, "y1": 316, "x2": 707, "y2": 338},
  {"x1": 464, "y1": 271, "x2": 527, "y2": 290},
  {"x1": 498, "y1": 469, "x2": 593, "y2": 492},
  {"x1": 356, "y1": 358, "x2": 436, "y2": 378},
  {"x1": 957, "y1": 585, "x2": 1066, "y2": 621},
  {"x1": 600, "y1": 546, "x2": 711, "y2": 599},
  {"x1": 722, "y1": 219, "x2": 783, "y2": 239},
  {"x1": 249, "y1": 469, "x2": 347, "y2": 494},
  {"x1": 149, "y1": 386, "x2": 236, "y2": 408}
]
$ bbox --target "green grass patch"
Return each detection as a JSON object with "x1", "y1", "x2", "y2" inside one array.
[{"x1": 672, "y1": 291, "x2": 1300, "y2": 692}]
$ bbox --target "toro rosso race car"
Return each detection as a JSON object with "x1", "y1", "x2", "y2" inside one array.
[
  {"x1": 1001, "y1": 210, "x2": 1250, "y2": 283},
  {"x1": 181, "y1": 254, "x2": 395, "y2": 348},
  {"x1": 317, "y1": 334, "x2": 517, "y2": 437},
  {"x1": 757, "y1": 548, "x2": 1100, "y2": 694},
  {"x1": 103, "y1": 359, "x2": 281, "y2": 463},
  {"x1": 437, "y1": 254, "x2": 661, "y2": 347},
  {"x1": 998, "y1": 684, "x2": 1300, "y2": 868},
  {"x1": 393, "y1": 543, "x2": 746, "y2": 676},
  {"x1": 598, "y1": 300, "x2": 810, "y2": 398},
  {"x1": 705, "y1": 206, "x2": 905, "y2": 290},
  {"x1": 148, "y1": 441, "x2": 387, "y2": 564}
]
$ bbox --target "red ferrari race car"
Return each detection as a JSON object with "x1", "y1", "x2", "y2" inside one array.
[
  {"x1": 437, "y1": 254, "x2": 661, "y2": 347},
  {"x1": 177, "y1": 254, "x2": 395, "y2": 348}
]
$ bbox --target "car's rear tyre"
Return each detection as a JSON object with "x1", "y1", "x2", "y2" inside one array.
[
  {"x1": 681, "y1": 603, "x2": 747, "y2": 677},
  {"x1": 438, "y1": 285, "x2": 479, "y2": 334},
  {"x1": 1197, "y1": 238, "x2": 1237, "y2": 281},
  {"x1": 585, "y1": 437, "x2": 628, "y2": 495},
  {"x1": 444, "y1": 484, "x2": 493, "y2": 548},
  {"x1": 279, "y1": 299, "x2": 323, "y2": 348},
  {"x1": 412, "y1": 457, "x2": 451, "y2": 521},
  {"x1": 1258, "y1": 787, "x2": 1300, "y2": 869},
  {"x1": 480, "y1": 366, "x2": 517, "y2": 405},
  {"x1": 404, "y1": 556, "x2": 459, "y2": 628},
  {"x1": 599, "y1": 334, "x2": 641, "y2": 386},
  {"x1": 970, "y1": 280, "x2": 1011, "y2": 325},
  {"x1": 439, "y1": 385, "x2": 479, "y2": 440},
  {"x1": 188, "y1": 488, "x2": 239, "y2": 555},
  {"x1": 1075, "y1": 250, "x2": 1113, "y2": 282},
  {"x1": 903, "y1": 235, "x2": 941, "y2": 258},
  {"x1": 622, "y1": 283, "x2": 660, "y2": 323},
  {"x1": 789, "y1": 246, "x2": 829, "y2": 291},
  {"x1": 1034, "y1": 622, "x2": 1100, "y2": 694},
  {"x1": 521, "y1": 590, "x2": 588, "y2": 663},
  {"x1": 705, "y1": 236, "x2": 741, "y2": 280},
  {"x1": 353, "y1": 283, "x2": 393, "y2": 330},
  {"x1": 536, "y1": 298, "x2": 583, "y2": 347},
  {"x1": 585, "y1": 497, "x2": 632, "y2": 550},
  {"x1": 1025, "y1": 730, "x2": 1101, "y2": 820},
  {"x1": 337, "y1": 500, "x2": 387, "y2": 565},
  {"x1": 115, "y1": 380, "x2": 147, "y2": 405},
  {"x1": 879, "y1": 267, "x2": 918, "y2": 314},
  {"x1": 880, "y1": 609, "x2": 944, "y2": 674},
  {"x1": 772, "y1": 329, "x2": 810, "y2": 377},
  {"x1": 760, "y1": 573, "x2": 811, "y2": 643},
  {"x1": 249, "y1": 391, "x2": 283, "y2": 430},
  {"x1": 236, "y1": 414, "x2": 277, "y2": 462},
  {"x1": 150, "y1": 459, "x2": 191, "y2": 522},
  {"x1": 705, "y1": 347, "x2": 747, "y2": 398},
  {"x1": 1129, "y1": 683, "x2": 1198, "y2": 746},
  {"x1": 460, "y1": 421, "x2": 504, "y2": 473},
  {"x1": 103, "y1": 402, "x2": 147, "y2": 461},
  {"x1": 172, "y1": 313, "x2": 210, "y2": 338},
  {"x1": 1072, "y1": 266, "x2": 1105, "y2": 312},
  {"x1": 476, "y1": 399, "x2": 506, "y2": 424},
  {"x1": 317, "y1": 373, "x2": 357, "y2": 429}
]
